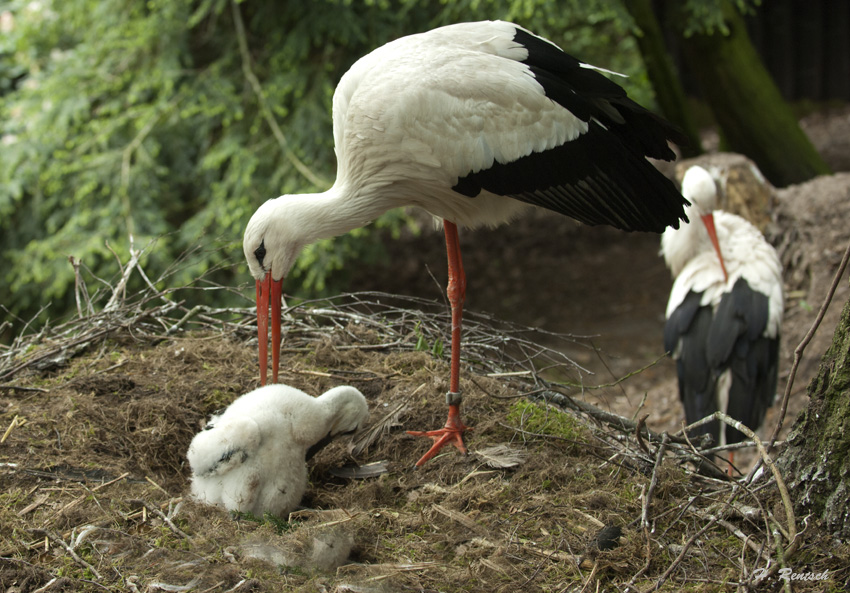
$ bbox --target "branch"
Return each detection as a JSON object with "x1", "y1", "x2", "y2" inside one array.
[
  {"x1": 682, "y1": 411, "x2": 798, "y2": 561},
  {"x1": 119, "y1": 94, "x2": 184, "y2": 237},
  {"x1": 768, "y1": 237, "x2": 850, "y2": 449},
  {"x1": 30, "y1": 529, "x2": 103, "y2": 580},
  {"x1": 230, "y1": 0, "x2": 329, "y2": 189}
]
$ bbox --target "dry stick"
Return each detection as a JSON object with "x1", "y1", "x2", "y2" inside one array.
[
  {"x1": 128, "y1": 499, "x2": 192, "y2": 540},
  {"x1": 1, "y1": 414, "x2": 23, "y2": 443},
  {"x1": 642, "y1": 433, "x2": 670, "y2": 530},
  {"x1": 626, "y1": 487, "x2": 654, "y2": 590},
  {"x1": 230, "y1": 0, "x2": 328, "y2": 189},
  {"x1": 535, "y1": 388, "x2": 696, "y2": 446},
  {"x1": 30, "y1": 529, "x2": 102, "y2": 580},
  {"x1": 629, "y1": 433, "x2": 671, "y2": 588},
  {"x1": 642, "y1": 518, "x2": 716, "y2": 593},
  {"x1": 0, "y1": 328, "x2": 112, "y2": 382},
  {"x1": 634, "y1": 413, "x2": 651, "y2": 454},
  {"x1": 768, "y1": 237, "x2": 850, "y2": 451},
  {"x1": 47, "y1": 472, "x2": 131, "y2": 524},
  {"x1": 691, "y1": 508, "x2": 772, "y2": 565},
  {"x1": 70, "y1": 256, "x2": 85, "y2": 318},
  {"x1": 104, "y1": 238, "x2": 144, "y2": 311},
  {"x1": 682, "y1": 411, "x2": 798, "y2": 561},
  {"x1": 577, "y1": 560, "x2": 599, "y2": 593},
  {"x1": 0, "y1": 385, "x2": 48, "y2": 393}
]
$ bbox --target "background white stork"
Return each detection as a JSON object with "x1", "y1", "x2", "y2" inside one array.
[
  {"x1": 243, "y1": 20, "x2": 689, "y2": 466},
  {"x1": 662, "y1": 165, "x2": 784, "y2": 471},
  {"x1": 187, "y1": 384, "x2": 369, "y2": 517}
]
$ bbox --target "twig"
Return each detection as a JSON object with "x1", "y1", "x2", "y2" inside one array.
[
  {"x1": 104, "y1": 237, "x2": 148, "y2": 311},
  {"x1": 1, "y1": 414, "x2": 25, "y2": 443},
  {"x1": 230, "y1": 0, "x2": 328, "y2": 189},
  {"x1": 682, "y1": 411, "x2": 797, "y2": 559},
  {"x1": 643, "y1": 518, "x2": 716, "y2": 592},
  {"x1": 144, "y1": 476, "x2": 170, "y2": 496},
  {"x1": 30, "y1": 529, "x2": 102, "y2": 580},
  {"x1": 642, "y1": 433, "x2": 669, "y2": 530},
  {"x1": 691, "y1": 507, "x2": 772, "y2": 565},
  {"x1": 69, "y1": 256, "x2": 93, "y2": 318},
  {"x1": 165, "y1": 305, "x2": 206, "y2": 335},
  {"x1": 533, "y1": 388, "x2": 696, "y2": 446},
  {"x1": 768, "y1": 237, "x2": 850, "y2": 450},
  {"x1": 0, "y1": 385, "x2": 48, "y2": 393},
  {"x1": 634, "y1": 413, "x2": 651, "y2": 454},
  {"x1": 128, "y1": 499, "x2": 192, "y2": 540}
]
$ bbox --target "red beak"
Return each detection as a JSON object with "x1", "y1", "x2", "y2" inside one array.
[
  {"x1": 700, "y1": 213, "x2": 729, "y2": 282},
  {"x1": 256, "y1": 274, "x2": 283, "y2": 385}
]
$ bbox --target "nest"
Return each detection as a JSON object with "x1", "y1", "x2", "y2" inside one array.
[{"x1": 0, "y1": 242, "x2": 844, "y2": 592}]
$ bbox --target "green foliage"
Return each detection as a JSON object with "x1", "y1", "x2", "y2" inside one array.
[
  {"x1": 679, "y1": 0, "x2": 762, "y2": 37},
  {"x1": 413, "y1": 320, "x2": 444, "y2": 358},
  {"x1": 0, "y1": 0, "x2": 658, "y2": 332}
]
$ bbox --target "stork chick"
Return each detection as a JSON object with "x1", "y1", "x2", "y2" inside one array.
[{"x1": 187, "y1": 384, "x2": 369, "y2": 517}]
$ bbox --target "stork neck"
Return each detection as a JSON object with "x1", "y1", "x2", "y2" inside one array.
[{"x1": 284, "y1": 184, "x2": 394, "y2": 243}]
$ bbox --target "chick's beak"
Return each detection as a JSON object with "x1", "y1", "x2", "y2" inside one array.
[{"x1": 256, "y1": 273, "x2": 283, "y2": 385}]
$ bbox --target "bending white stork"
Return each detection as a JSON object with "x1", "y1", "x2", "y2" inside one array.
[
  {"x1": 243, "y1": 20, "x2": 689, "y2": 467},
  {"x1": 662, "y1": 165, "x2": 784, "y2": 471},
  {"x1": 187, "y1": 384, "x2": 369, "y2": 517}
]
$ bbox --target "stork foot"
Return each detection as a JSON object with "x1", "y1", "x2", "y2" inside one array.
[{"x1": 407, "y1": 404, "x2": 470, "y2": 467}]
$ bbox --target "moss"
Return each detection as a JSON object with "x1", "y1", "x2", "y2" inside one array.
[
  {"x1": 202, "y1": 388, "x2": 235, "y2": 412},
  {"x1": 506, "y1": 400, "x2": 586, "y2": 442},
  {"x1": 779, "y1": 297, "x2": 850, "y2": 539}
]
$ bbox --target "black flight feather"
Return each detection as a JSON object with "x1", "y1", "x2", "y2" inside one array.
[{"x1": 452, "y1": 26, "x2": 689, "y2": 234}]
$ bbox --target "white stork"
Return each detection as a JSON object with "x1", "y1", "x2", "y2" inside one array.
[
  {"x1": 187, "y1": 384, "x2": 369, "y2": 517},
  {"x1": 243, "y1": 20, "x2": 689, "y2": 466},
  {"x1": 662, "y1": 165, "x2": 784, "y2": 471}
]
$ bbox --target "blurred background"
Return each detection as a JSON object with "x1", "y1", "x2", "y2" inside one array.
[{"x1": 1, "y1": 0, "x2": 847, "y2": 350}]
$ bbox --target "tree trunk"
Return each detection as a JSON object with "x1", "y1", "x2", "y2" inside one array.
[
  {"x1": 625, "y1": 0, "x2": 703, "y2": 157},
  {"x1": 778, "y1": 294, "x2": 850, "y2": 541},
  {"x1": 676, "y1": 0, "x2": 831, "y2": 187}
]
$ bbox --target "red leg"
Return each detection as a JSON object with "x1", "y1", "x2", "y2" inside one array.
[{"x1": 407, "y1": 220, "x2": 470, "y2": 466}]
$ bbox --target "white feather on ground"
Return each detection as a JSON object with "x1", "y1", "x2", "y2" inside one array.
[{"x1": 187, "y1": 384, "x2": 369, "y2": 517}]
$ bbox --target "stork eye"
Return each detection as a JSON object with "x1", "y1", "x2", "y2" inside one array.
[{"x1": 254, "y1": 240, "x2": 267, "y2": 268}]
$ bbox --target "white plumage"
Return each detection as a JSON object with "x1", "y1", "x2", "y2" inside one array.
[
  {"x1": 662, "y1": 166, "x2": 784, "y2": 458},
  {"x1": 187, "y1": 385, "x2": 369, "y2": 517},
  {"x1": 244, "y1": 20, "x2": 689, "y2": 465}
]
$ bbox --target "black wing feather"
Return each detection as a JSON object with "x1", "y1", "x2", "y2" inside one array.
[
  {"x1": 452, "y1": 26, "x2": 689, "y2": 234},
  {"x1": 665, "y1": 291, "x2": 719, "y2": 442},
  {"x1": 707, "y1": 278, "x2": 777, "y2": 444}
]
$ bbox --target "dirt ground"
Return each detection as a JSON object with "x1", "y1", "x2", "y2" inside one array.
[{"x1": 2, "y1": 107, "x2": 850, "y2": 592}]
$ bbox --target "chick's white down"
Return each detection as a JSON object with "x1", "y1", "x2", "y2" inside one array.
[{"x1": 187, "y1": 385, "x2": 369, "y2": 517}]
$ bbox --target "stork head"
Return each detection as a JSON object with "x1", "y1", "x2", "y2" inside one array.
[
  {"x1": 243, "y1": 198, "x2": 306, "y2": 284},
  {"x1": 681, "y1": 166, "x2": 728, "y2": 282},
  {"x1": 243, "y1": 197, "x2": 307, "y2": 386},
  {"x1": 681, "y1": 165, "x2": 719, "y2": 217}
]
